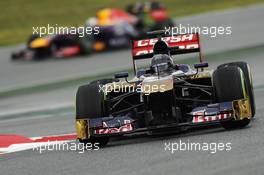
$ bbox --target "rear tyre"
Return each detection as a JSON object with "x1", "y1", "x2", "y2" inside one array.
[
  {"x1": 78, "y1": 36, "x2": 93, "y2": 55},
  {"x1": 218, "y1": 62, "x2": 255, "y2": 117},
  {"x1": 76, "y1": 79, "x2": 114, "y2": 147},
  {"x1": 213, "y1": 65, "x2": 251, "y2": 129}
]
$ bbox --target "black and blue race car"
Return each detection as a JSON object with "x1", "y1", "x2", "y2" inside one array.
[{"x1": 75, "y1": 31, "x2": 255, "y2": 147}]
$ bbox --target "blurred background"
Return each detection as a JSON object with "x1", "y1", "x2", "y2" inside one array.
[{"x1": 1, "y1": 0, "x2": 263, "y2": 45}]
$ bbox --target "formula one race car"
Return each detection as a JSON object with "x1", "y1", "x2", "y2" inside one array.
[
  {"x1": 75, "y1": 31, "x2": 255, "y2": 147},
  {"x1": 11, "y1": 5, "x2": 174, "y2": 61},
  {"x1": 11, "y1": 33, "x2": 84, "y2": 60}
]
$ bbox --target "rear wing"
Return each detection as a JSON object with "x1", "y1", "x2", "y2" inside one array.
[{"x1": 131, "y1": 33, "x2": 203, "y2": 63}]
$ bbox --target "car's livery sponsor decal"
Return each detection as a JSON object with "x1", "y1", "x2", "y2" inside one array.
[
  {"x1": 192, "y1": 112, "x2": 232, "y2": 123},
  {"x1": 132, "y1": 33, "x2": 200, "y2": 58},
  {"x1": 94, "y1": 120, "x2": 133, "y2": 134},
  {"x1": 134, "y1": 34, "x2": 196, "y2": 47}
]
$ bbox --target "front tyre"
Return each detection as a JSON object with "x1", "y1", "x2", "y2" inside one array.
[
  {"x1": 213, "y1": 65, "x2": 251, "y2": 129},
  {"x1": 76, "y1": 79, "x2": 114, "y2": 147},
  {"x1": 218, "y1": 62, "x2": 255, "y2": 117}
]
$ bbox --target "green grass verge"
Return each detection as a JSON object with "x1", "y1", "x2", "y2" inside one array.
[
  {"x1": 1, "y1": 0, "x2": 264, "y2": 46},
  {"x1": 0, "y1": 43, "x2": 263, "y2": 99}
]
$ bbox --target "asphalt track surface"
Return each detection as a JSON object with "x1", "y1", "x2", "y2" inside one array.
[{"x1": 0, "y1": 4, "x2": 264, "y2": 175}]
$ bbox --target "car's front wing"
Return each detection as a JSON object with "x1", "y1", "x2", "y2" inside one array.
[{"x1": 76, "y1": 98, "x2": 251, "y2": 140}]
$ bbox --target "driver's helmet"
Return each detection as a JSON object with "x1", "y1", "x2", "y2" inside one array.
[
  {"x1": 153, "y1": 40, "x2": 169, "y2": 55},
  {"x1": 96, "y1": 8, "x2": 109, "y2": 20},
  {"x1": 151, "y1": 54, "x2": 173, "y2": 73},
  {"x1": 96, "y1": 8, "x2": 111, "y2": 25}
]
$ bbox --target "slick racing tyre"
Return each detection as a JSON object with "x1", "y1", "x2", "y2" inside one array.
[
  {"x1": 213, "y1": 65, "x2": 251, "y2": 129},
  {"x1": 218, "y1": 61, "x2": 255, "y2": 117},
  {"x1": 76, "y1": 79, "x2": 114, "y2": 147}
]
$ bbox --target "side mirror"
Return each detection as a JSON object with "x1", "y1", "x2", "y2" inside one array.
[
  {"x1": 114, "y1": 72, "x2": 129, "y2": 79},
  {"x1": 194, "y1": 62, "x2": 208, "y2": 69}
]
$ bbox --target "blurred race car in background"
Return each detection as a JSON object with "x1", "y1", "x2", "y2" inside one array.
[
  {"x1": 126, "y1": 0, "x2": 174, "y2": 30},
  {"x1": 11, "y1": 1, "x2": 175, "y2": 61},
  {"x1": 75, "y1": 31, "x2": 255, "y2": 147}
]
